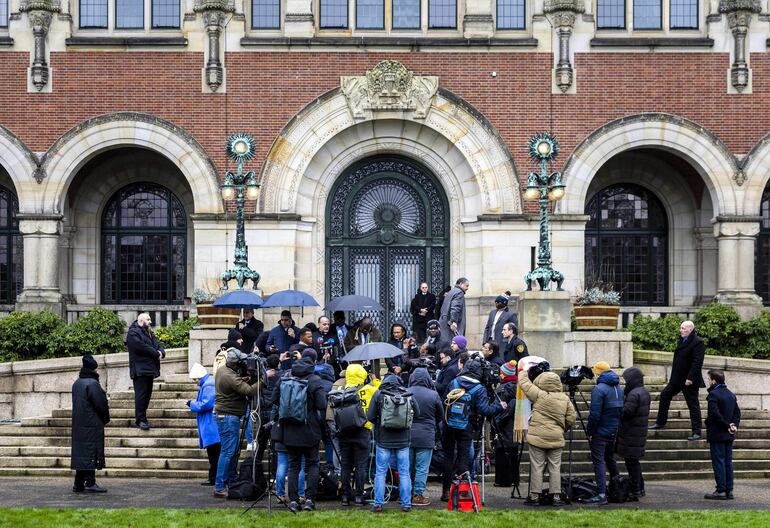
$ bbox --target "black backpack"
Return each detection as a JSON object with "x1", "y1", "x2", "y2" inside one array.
[
  {"x1": 315, "y1": 463, "x2": 340, "y2": 501},
  {"x1": 607, "y1": 474, "x2": 631, "y2": 503},
  {"x1": 561, "y1": 476, "x2": 598, "y2": 502},
  {"x1": 227, "y1": 458, "x2": 267, "y2": 501},
  {"x1": 328, "y1": 386, "x2": 367, "y2": 433}
]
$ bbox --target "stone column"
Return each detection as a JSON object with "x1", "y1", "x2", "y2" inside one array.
[
  {"x1": 713, "y1": 217, "x2": 763, "y2": 318},
  {"x1": 194, "y1": 0, "x2": 234, "y2": 93},
  {"x1": 544, "y1": 0, "x2": 584, "y2": 93},
  {"x1": 15, "y1": 216, "x2": 65, "y2": 316},
  {"x1": 19, "y1": 0, "x2": 60, "y2": 92},
  {"x1": 719, "y1": 0, "x2": 760, "y2": 93}
]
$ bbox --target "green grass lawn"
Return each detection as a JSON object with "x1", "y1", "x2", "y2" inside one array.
[{"x1": 1, "y1": 508, "x2": 770, "y2": 528}]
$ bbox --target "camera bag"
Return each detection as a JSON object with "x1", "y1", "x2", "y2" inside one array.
[
  {"x1": 328, "y1": 387, "x2": 367, "y2": 433},
  {"x1": 607, "y1": 474, "x2": 631, "y2": 503},
  {"x1": 278, "y1": 376, "x2": 309, "y2": 424}
]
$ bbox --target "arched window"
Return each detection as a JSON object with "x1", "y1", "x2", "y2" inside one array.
[
  {"x1": 585, "y1": 184, "x2": 667, "y2": 306},
  {"x1": 102, "y1": 183, "x2": 186, "y2": 304},
  {"x1": 0, "y1": 185, "x2": 22, "y2": 304},
  {"x1": 756, "y1": 187, "x2": 770, "y2": 304}
]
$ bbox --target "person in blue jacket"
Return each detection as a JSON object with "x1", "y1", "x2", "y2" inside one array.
[
  {"x1": 266, "y1": 310, "x2": 301, "y2": 354},
  {"x1": 187, "y1": 363, "x2": 221, "y2": 486},
  {"x1": 583, "y1": 361, "x2": 624, "y2": 505}
]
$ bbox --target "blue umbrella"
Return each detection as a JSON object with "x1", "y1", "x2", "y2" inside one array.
[
  {"x1": 325, "y1": 295, "x2": 384, "y2": 312},
  {"x1": 262, "y1": 289, "x2": 319, "y2": 316},
  {"x1": 213, "y1": 290, "x2": 264, "y2": 308}
]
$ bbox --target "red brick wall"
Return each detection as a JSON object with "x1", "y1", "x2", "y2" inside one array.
[{"x1": 1, "y1": 50, "x2": 768, "y2": 188}]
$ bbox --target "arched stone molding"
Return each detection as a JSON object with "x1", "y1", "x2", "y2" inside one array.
[
  {"x1": 37, "y1": 113, "x2": 222, "y2": 215},
  {"x1": 258, "y1": 87, "x2": 521, "y2": 217},
  {"x1": 739, "y1": 132, "x2": 770, "y2": 215},
  {"x1": 558, "y1": 114, "x2": 740, "y2": 217},
  {"x1": 0, "y1": 124, "x2": 40, "y2": 211}
]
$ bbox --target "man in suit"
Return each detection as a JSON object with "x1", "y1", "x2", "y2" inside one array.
[
  {"x1": 439, "y1": 278, "x2": 469, "y2": 338},
  {"x1": 482, "y1": 294, "x2": 518, "y2": 344},
  {"x1": 650, "y1": 320, "x2": 706, "y2": 441}
]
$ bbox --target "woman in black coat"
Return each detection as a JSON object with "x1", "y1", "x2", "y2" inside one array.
[
  {"x1": 71, "y1": 354, "x2": 110, "y2": 493},
  {"x1": 410, "y1": 282, "x2": 436, "y2": 343},
  {"x1": 615, "y1": 367, "x2": 651, "y2": 498}
]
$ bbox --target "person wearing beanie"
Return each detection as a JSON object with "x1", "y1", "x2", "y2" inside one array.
[
  {"x1": 421, "y1": 319, "x2": 450, "y2": 364},
  {"x1": 187, "y1": 363, "x2": 221, "y2": 486},
  {"x1": 483, "y1": 293, "x2": 519, "y2": 345},
  {"x1": 615, "y1": 367, "x2": 651, "y2": 500},
  {"x1": 71, "y1": 354, "x2": 110, "y2": 493},
  {"x1": 493, "y1": 359, "x2": 520, "y2": 491},
  {"x1": 583, "y1": 362, "x2": 624, "y2": 505},
  {"x1": 451, "y1": 335, "x2": 467, "y2": 352}
]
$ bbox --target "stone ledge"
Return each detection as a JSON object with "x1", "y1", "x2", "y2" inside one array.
[
  {"x1": 1, "y1": 348, "x2": 188, "y2": 377},
  {"x1": 566, "y1": 331, "x2": 632, "y2": 342},
  {"x1": 240, "y1": 36, "x2": 539, "y2": 48},
  {"x1": 65, "y1": 37, "x2": 189, "y2": 47},
  {"x1": 590, "y1": 37, "x2": 714, "y2": 48},
  {"x1": 635, "y1": 349, "x2": 770, "y2": 374},
  {"x1": 0, "y1": 36, "x2": 13, "y2": 47}
]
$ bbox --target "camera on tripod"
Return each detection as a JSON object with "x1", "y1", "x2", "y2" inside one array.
[
  {"x1": 232, "y1": 350, "x2": 264, "y2": 383},
  {"x1": 560, "y1": 365, "x2": 594, "y2": 391},
  {"x1": 468, "y1": 352, "x2": 501, "y2": 389}
]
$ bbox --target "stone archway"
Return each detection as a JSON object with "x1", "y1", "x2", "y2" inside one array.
[
  {"x1": 0, "y1": 124, "x2": 39, "y2": 213},
  {"x1": 740, "y1": 132, "x2": 770, "y2": 216}
]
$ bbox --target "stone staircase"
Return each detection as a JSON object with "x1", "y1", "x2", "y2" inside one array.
[{"x1": 1, "y1": 370, "x2": 770, "y2": 481}]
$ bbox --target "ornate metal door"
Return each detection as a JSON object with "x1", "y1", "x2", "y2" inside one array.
[{"x1": 327, "y1": 157, "x2": 449, "y2": 334}]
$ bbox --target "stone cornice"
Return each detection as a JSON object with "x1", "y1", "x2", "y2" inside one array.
[
  {"x1": 590, "y1": 37, "x2": 714, "y2": 48},
  {"x1": 65, "y1": 36, "x2": 189, "y2": 47},
  {"x1": 240, "y1": 36, "x2": 539, "y2": 48}
]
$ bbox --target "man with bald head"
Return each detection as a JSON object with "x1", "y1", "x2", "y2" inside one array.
[
  {"x1": 650, "y1": 320, "x2": 705, "y2": 441},
  {"x1": 126, "y1": 313, "x2": 166, "y2": 431}
]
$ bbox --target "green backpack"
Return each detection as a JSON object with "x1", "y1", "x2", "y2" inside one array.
[{"x1": 379, "y1": 390, "x2": 414, "y2": 430}]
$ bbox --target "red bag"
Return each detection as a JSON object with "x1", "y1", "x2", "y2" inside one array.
[{"x1": 447, "y1": 479, "x2": 482, "y2": 512}]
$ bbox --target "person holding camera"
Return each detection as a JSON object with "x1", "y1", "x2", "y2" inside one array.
[
  {"x1": 441, "y1": 355, "x2": 506, "y2": 502},
  {"x1": 492, "y1": 360, "x2": 519, "y2": 490},
  {"x1": 187, "y1": 363, "x2": 221, "y2": 486},
  {"x1": 517, "y1": 359, "x2": 576, "y2": 506},
  {"x1": 704, "y1": 369, "x2": 741, "y2": 500},
  {"x1": 614, "y1": 366, "x2": 651, "y2": 500},
  {"x1": 410, "y1": 282, "x2": 437, "y2": 343},
  {"x1": 267, "y1": 310, "x2": 301, "y2": 355},
  {"x1": 126, "y1": 313, "x2": 165, "y2": 431},
  {"x1": 435, "y1": 348, "x2": 461, "y2": 400},
  {"x1": 583, "y1": 362, "x2": 624, "y2": 505},
  {"x1": 213, "y1": 348, "x2": 261, "y2": 498},
  {"x1": 407, "y1": 367, "x2": 444, "y2": 506}
]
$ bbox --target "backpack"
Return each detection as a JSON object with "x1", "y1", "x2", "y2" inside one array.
[
  {"x1": 607, "y1": 474, "x2": 631, "y2": 503},
  {"x1": 445, "y1": 383, "x2": 483, "y2": 430},
  {"x1": 379, "y1": 389, "x2": 414, "y2": 430},
  {"x1": 315, "y1": 463, "x2": 341, "y2": 501},
  {"x1": 561, "y1": 476, "x2": 598, "y2": 502},
  {"x1": 227, "y1": 458, "x2": 267, "y2": 501},
  {"x1": 278, "y1": 376, "x2": 309, "y2": 424},
  {"x1": 328, "y1": 386, "x2": 367, "y2": 433}
]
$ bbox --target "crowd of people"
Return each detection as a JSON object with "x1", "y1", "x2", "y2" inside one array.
[{"x1": 67, "y1": 287, "x2": 743, "y2": 509}]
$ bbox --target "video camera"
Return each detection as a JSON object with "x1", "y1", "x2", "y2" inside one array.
[
  {"x1": 560, "y1": 365, "x2": 594, "y2": 390},
  {"x1": 233, "y1": 350, "x2": 264, "y2": 383},
  {"x1": 468, "y1": 351, "x2": 501, "y2": 389},
  {"x1": 527, "y1": 360, "x2": 551, "y2": 383},
  {"x1": 409, "y1": 356, "x2": 438, "y2": 377}
]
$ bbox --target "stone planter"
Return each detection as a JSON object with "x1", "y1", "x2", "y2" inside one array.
[
  {"x1": 195, "y1": 304, "x2": 239, "y2": 329},
  {"x1": 573, "y1": 304, "x2": 620, "y2": 331}
]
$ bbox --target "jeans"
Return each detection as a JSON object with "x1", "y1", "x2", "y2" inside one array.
[
  {"x1": 410, "y1": 448, "x2": 433, "y2": 497},
  {"x1": 243, "y1": 406, "x2": 253, "y2": 444},
  {"x1": 709, "y1": 441, "x2": 734, "y2": 493},
  {"x1": 624, "y1": 457, "x2": 644, "y2": 494},
  {"x1": 288, "y1": 446, "x2": 320, "y2": 502},
  {"x1": 132, "y1": 375, "x2": 154, "y2": 424},
  {"x1": 275, "y1": 451, "x2": 305, "y2": 498},
  {"x1": 590, "y1": 435, "x2": 619, "y2": 495},
  {"x1": 340, "y1": 429, "x2": 371, "y2": 498},
  {"x1": 656, "y1": 383, "x2": 702, "y2": 434},
  {"x1": 374, "y1": 446, "x2": 412, "y2": 508},
  {"x1": 214, "y1": 414, "x2": 242, "y2": 492},
  {"x1": 442, "y1": 427, "x2": 473, "y2": 492}
]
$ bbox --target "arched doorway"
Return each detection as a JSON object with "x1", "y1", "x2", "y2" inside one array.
[
  {"x1": 326, "y1": 157, "x2": 449, "y2": 332},
  {"x1": 756, "y1": 186, "x2": 770, "y2": 304},
  {"x1": 0, "y1": 183, "x2": 22, "y2": 304}
]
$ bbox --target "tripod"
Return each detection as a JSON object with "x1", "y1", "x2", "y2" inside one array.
[{"x1": 565, "y1": 384, "x2": 590, "y2": 502}]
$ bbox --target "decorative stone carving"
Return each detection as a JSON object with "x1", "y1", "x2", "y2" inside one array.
[
  {"x1": 20, "y1": 0, "x2": 59, "y2": 92},
  {"x1": 719, "y1": 0, "x2": 761, "y2": 93},
  {"x1": 194, "y1": 0, "x2": 234, "y2": 93},
  {"x1": 341, "y1": 61, "x2": 439, "y2": 119},
  {"x1": 544, "y1": 0, "x2": 584, "y2": 93},
  {"x1": 733, "y1": 168, "x2": 746, "y2": 186}
]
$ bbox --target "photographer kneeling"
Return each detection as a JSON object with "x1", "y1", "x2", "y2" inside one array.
[{"x1": 213, "y1": 348, "x2": 261, "y2": 498}]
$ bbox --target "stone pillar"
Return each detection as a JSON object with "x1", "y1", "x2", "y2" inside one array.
[
  {"x1": 284, "y1": 0, "x2": 314, "y2": 37},
  {"x1": 15, "y1": 216, "x2": 65, "y2": 316},
  {"x1": 719, "y1": 0, "x2": 760, "y2": 93},
  {"x1": 713, "y1": 217, "x2": 763, "y2": 318},
  {"x1": 463, "y1": 0, "x2": 494, "y2": 38},
  {"x1": 19, "y1": 0, "x2": 60, "y2": 92},
  {"x1": 194, "y1": 0, "x2": 233, "y2": 93},
  {"x1": 518, "y1": 290, "x2": 572, "y2": 367},
  {"x1": 544, "y1": 0, "x2": 584, "y2": 93}
]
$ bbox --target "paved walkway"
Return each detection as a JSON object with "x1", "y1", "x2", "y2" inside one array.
[{"x1": 1, "y1": 478, "x2": 769, "y2": 510}]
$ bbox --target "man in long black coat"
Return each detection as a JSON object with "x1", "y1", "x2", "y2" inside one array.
[
  {"x1": 650, "y1": 320, "x2": 705, "y2": 440},
  {"x1": 71, "y1": 354, "x2": 110, "y2": 493},
  {"x1": 615, "y1": 367, "x2": 651, "y2": 499},
  {"x1": 126, "y1": 313, "x2": 166, "y2": 430},
  {"x1": 236, "y1": 308, "x2": 263, "y2": 354}
]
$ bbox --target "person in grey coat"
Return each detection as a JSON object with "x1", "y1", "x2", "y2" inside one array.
[
  {"x1": 71, "y1": 354, "x2": 110, "y2": 493},
  {"x1": 482, "y1": 294, "x2": 518, "y2": 344},
  {"x1": 439, "y1": 278, "x2": 469, "y2": 337}
]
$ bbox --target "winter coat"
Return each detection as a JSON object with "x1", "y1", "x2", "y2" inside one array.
[
  {"x1": 493, "y1": 379, "x2": 518, "y2": 448},
  {"x1": 407, "y1": 368, "x2": 444, "y2": 449},
  {"x1": 260, "y1": 368, "x2": 281, "y2": 420},
  {"x1": 189, "y1": 373, "x2": 220, "y2": 449},
  {"x1": 502, "y1": 337, "x2": 529, "y2": 364},
  {"x1": 266, "y1": 323, "x2": 301, "y2": 353},
  {"x1": 518, "y1": 371, "x2": 576, "y2": 450},
  {"x1": 343, "y1": 364, "x2": 380, "y2": 430},
  {"x1": 587, "y1": 370, "x2": 624, "y2": 439},
  {"x1": 343, "y1": 326, "x2": 384, "y2": 351},
  {"x1": 448, "y1": 371, "x2": 504, "y2": 431},
  {"x1": 237, "y1": 317, "x2": 264, "y2": 354},
  {"x1": 435, "y1": 354, "x2": 461, "y2": 399},
  {"x1": 439, "y1": 286, "x2": 466, "y2": 337},
  {"x1": 483, "y1": 307, "x2": 519, "y2": 345},
  {"x1": 126, "y1": 321, "x2": 165, "y2": 379},
  {"x1": 70, "y1": 368, "x2": 110, "y2": 470},
  {"x1": 670, "y1": 332, "x2": 706, "y2": 388},
  {"x1": 615, "y1": 367, "x2": 651, "y2": 459},
  {"x1": 410, "y1": 292, "x2": 437, "y2": 332},
  {"x1": 706, "y1": 383, "x2": 741, "y2": 443},
  {"x1": 326, "y1": 376, "x2": 347, "y2": 422},
  {"x1": 271, "y1": 358, "x2": 328, "y2": 448},
  {"x1": 214, "y1": 363, "x2": 260, "y2": 416},
  {"x1": 367, "y1": 374, "x2": 420, "y2": 449},
  {"x1": 424, "y1": 332, "x2": 451, "y2": 363},
  {"x1": 315, "y1": 362, "x2": 336, "y2": 394}
]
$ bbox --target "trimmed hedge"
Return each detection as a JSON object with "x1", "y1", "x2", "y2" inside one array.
[
  {"x1": 155, "y1": 317, "x2": 199, "y2": 348},
  {"x1": 629, "y1": 303, "x2": 770, "y2": 360}
]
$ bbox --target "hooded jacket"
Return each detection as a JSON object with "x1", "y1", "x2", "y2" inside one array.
[
  {"x1": 447, "y1": 362, "x2": 504, "y2": 431},
  {"x1": 189, "y1": 373, "x2": 220, "y2": 449},
  {"x1": 126, "y1": 321, "x2": 165, "y2": 379},
  {"x1": 435, "y1": 353, "x2": 461, "y2": 399},
  {"x1": 587, "y1": 370, "x2": 624, "y2": 438},
  {"x1": 70, "y1": 368, "x2": 110, "y2": 471},
  {"x1": 407, "y1": 368, "x2": 444, "y2": 449},
  {"x1": 367, "y1": 374, "x2": 420, "y2": 449},
  {"x1": 271, "y1": 358, "x2": 328, "y2": 448},
  {"x1": 343, "y1": 364, "x2": 380, "y2": 430},
  {"x1": 616, "y1": 367, "x2": 651, "y2": 459},
  {"x1": 314, "y1": 362, "x2": 336, "y2": 394},
  {"x1": 493, "y1": 378, "x2": 518, "y2": 448},
  {"x1": 518, "y1": 371, "x2": 576, "y2": 450}
]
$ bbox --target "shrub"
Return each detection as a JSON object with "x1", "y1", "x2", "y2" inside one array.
[
  {"x1": 693, "y1": 303, "x2": 742, "y2": 356},
  {"x1": 49, "y1": 308, "x2": 127, "y2": 357},
  {"x1": 737, "y1": 310, "x2": 770, "y2": 360},
  {"x1": 155, "y1": 317, "x2": 199, "y2": 348},
  {"x1": 0, "y1": 311, "x2": 66, "y2": 362},
  {"x1": 628, "y1": 314, "x2": 684, "y2": 352}
]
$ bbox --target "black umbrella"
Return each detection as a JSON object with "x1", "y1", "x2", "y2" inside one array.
[
  {"x1": 344, "y1": 342, "x2": 404, "y2": 362},
  {"x1": 325, "y1": 295, "x2": 384, "y2": 312}
]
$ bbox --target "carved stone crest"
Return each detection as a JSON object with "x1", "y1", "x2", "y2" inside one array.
[{"x1": 341, "y1": 60, "x2": 439, "y2": 119}]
